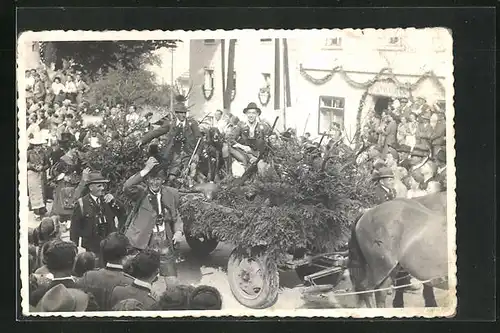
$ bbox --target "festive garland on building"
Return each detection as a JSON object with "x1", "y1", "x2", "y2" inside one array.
[
  {"x1": 300, "y1": 64, "x2": 446, "y2": 144},
  {"x1": 201, "y1": 84, "x2": 214, "y2": 101},
  {"x1": 299, "y1": 64, "x2": 446, "y2": 93}
]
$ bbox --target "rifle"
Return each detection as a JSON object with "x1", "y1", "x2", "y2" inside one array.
[
  {"x1": 234, "y1": 116, "x2": 279, "y2": 186},
  {"x1": 179, "y1": 137, "x2": 203, "y2": 184}
]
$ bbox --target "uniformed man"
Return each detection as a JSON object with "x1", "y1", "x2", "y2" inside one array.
[
  {"x1": 70, "y1": 172, "x2": 125, "y2": 259},
  {"x1": 75, "y1": 232, "x2": 134, "y2": 310},
  {"x1": 138, "y1": 102, "x2": 202, "y2": 187},
  {"x1": 109, "y1": 249, "x2": 160, "y2": 310},
  {"x1": 231, "y1": 102, "x2": 272, "y2": 173},
  {"x1": 371, "y1": 167, "x2": 396, "y2": 204},
  {"x1": 122, "y1": 157, "x2": 184, "y2": 286}
]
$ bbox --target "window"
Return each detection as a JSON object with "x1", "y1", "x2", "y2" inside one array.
[
  {"x1": 204, "y1": 39, "x2": 216, "y2": 45},
  {"x1": 260, "y1": 38, "x2": 273, "y2": 43},
  {"x1": 32, "y1": 42, "x2": 38, "y2": 52},
  {"x1": 324, "y1": 37, "x2": 342, "y2": 48},
  {"x1": 318, "y1": 96, "x2": 345, "y2": 135}
]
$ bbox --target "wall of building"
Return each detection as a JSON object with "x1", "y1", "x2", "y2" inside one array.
[
  {"x1": 188, "y1": 28, "x2": 452, "y2": 138},
  {"x1": 19, "y1": 40, "x2": 41, "y2": 70}
]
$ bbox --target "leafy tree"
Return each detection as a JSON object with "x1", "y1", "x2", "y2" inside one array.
[
  {"x1": 85, "y1": 65, "x2": 172, "y2": 110},
  {"x1": 39, "y1": 40, "x2": 179, "y2": 79}
]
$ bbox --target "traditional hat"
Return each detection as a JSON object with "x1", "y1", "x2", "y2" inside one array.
[
  {"x1": 148, "y1": 164, "x2": 167, "y2": 179},
  {"x1": 411, "y1": 144, "x2": 430, "y2": 158},
  {"x1": 86, "y1": 171, "x2": 110, "y2": 185},
  {"x1": 173, "y1": 102, "x2": 188, "y2": 114},
  {"x1": 435, "y1": 149, "x2": 446, "y2": 163},
  {"x1": 35, "y1": 284, "x2": 89, "y2": 312},
  {"x1": 243, "y1": 102, "x2": 261, "y2": 115},
  {"x1": 372, "y1": 167, "x2": 394, "y2": 181}
]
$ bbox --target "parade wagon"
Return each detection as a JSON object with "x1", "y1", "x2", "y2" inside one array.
[{"x1": 178, "y1": 140, "x2": 377, "y2": 309}]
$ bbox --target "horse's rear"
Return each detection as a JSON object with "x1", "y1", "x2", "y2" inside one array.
[{"x1": 348, "y1": 198, "x2": 448, "y2": 307}]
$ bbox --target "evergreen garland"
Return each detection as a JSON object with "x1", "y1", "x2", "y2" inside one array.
[{"x1": 179, "y1": 141, "x2": 378, "y2": 263}]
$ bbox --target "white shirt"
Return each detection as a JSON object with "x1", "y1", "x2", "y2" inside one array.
[
  {"x1": 248, "y1": 122, "x2": 258, "y2": 138},
  {"x1": 90, "y1": 193, "x2": 100, "y2": 205},
  {"x1": 65, "y1": 81, "x2": 77, "y2": 93},
  {"x1": 106, "y1": 263, "x2": 124, "y2": 270},
  {"x1": 176, "y1": 118, "x2": 186, "y2": 128},
  {"x1": 151, "y1": 190, "x2": 165, "y2": 232},
  {"x1": 52, "y1": 82, "x2": 65, "y2": 94},
  {"x1": 26, "y1": 77, "x2": 35, "y2": 90}
]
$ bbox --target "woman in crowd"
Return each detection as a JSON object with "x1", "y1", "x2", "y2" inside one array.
[
  {"x1": 52, "y1": 76, "x2": 66, "y2": 105},
  {"x1": 27, "y1": 133, "x2": 50, "y2": 219}
]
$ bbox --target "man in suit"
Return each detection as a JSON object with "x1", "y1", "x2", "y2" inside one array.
[
  {"x1": 381, "y1": 113, "x2": 398, "y2": 155},
  {"x1": 75, "y1": 232, "x2": 134, "y2": 310},
  {"x1": 433, "y1": 149, "x2": 447, "y2": 191},
  {"x1": 425, "y1": 112, "x2": 446, "y2": 158},
  {"x1": 109, "y1": 249, "x2": 160, "y2": 310},
  {"x1": 138, "y1": 101, "x2": 202, "y2": 188},
  {"x1": 395, "y1": 143, "x2": 412, "y2": 170},
  {"x1": 70, "y1": 171, "x2": 125, "y2": 260},
  {"x1": 122, "y1": 157, "x2": 184, "y2": 286},
  {"x1": 371, "y1": 167, "x2": 396, "y2": 204}
]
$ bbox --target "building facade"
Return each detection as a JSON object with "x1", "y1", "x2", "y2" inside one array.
[{"x1": 188, "y1": 29, "x2": 452, "y2": 140}]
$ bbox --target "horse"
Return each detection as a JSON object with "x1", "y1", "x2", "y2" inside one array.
[
  {"x1": 348, "y1": 195, "x2": 449, "y2": 308},
  {"x1": 197, "y1": 127, "x2": 226, "y2": 183}
]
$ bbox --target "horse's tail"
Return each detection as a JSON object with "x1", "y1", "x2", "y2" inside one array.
[{"x1": 347, "y1": 211, "x2": 369, "y2": 305}]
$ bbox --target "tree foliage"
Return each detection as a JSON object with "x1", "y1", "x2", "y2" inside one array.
[
  {"x1": 85, "y1": 65, "x2": 172, "y2": 109},
  {"x1": 40, "y1": 40, "x2": 179, "y2": 79},
  {"x1": 179, "y1": 140, "x2": 379, "y2": 262}
]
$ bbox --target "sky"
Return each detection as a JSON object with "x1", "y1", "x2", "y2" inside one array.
[{"x1": 147, "y1": 40, "x2": 190, "y2": 85}]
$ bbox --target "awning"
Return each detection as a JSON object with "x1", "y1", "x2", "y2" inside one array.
[{"x1": 368, "y1": 80, "x2": 410, "y2": 98}]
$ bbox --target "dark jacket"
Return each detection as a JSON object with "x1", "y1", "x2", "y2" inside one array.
[
  {"x1": 109, "y1": 280, "x2": 157, "y2": 310},
  {"x1": 140, "y1": 117, "x2": 202, "y2": 155},
  {"x1": 75, "y1": 264, "x2": 134, "y2": 311},
  {"x1": 122, "y1": 173, "x2": 183, "y2": 250},
  {"x1": 382, "y1": 120, "x2": 398, "y2": 148},
  {"x1": 239, "y1": 121, "x2": 272, "y2": 152},
  {"x1": 70, "y1": 193, "x2": 125, "y2": 254}
]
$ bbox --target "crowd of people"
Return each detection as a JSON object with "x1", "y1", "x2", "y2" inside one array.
[
  {"x1": 24, "y1": 64, "x2": 447, "y2": 313},
  {"x1": 355, "y1": 96, "x2": 447, "y2": 203}
]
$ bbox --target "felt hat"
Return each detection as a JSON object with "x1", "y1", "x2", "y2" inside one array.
[
  {"x1": 372, "y1": 167, "x2": 394, "y2": 181},
  {"x1": 188, "y1": 285, "x2": 223, "y2": 310},
  {"x1": 35, "y1": 284, "x2": 89, "y2": 312},
  {"x1": 173, "y1": 102, "x2": 188, "y2": 114},
  {"x1": 411, "y1": 144, "x2": 430, "y2": 158},
  {"x1": 86, "y1": 171, "x2": 110, "y2": 184},
  {"x1": 243, "y1": 102, "x2": 261, "y2": 115}
]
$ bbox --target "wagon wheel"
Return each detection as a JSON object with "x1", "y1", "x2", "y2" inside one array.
[
  {"x1": 227, "y1": 248, "x2": 279, "y2": 309},
  {"x1": 183, "y1": 225, "x2": 219, "y2": 257}
]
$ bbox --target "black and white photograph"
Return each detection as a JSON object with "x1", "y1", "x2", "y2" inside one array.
[{"x1": 17, "y1": 28, "x2": 455, "y2": 317}]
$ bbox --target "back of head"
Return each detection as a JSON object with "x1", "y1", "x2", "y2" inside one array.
[
  {"x1": 112, "y1": 299, "x2": 144, "y2": 311},
  {"x1": 37, "y1": 217, "x2": 59, "y2": 243},
  {"x1": 127, "y1": 249, "x2": 160, "y2": 280},
  {"x1": 45, "y1": 240, "x2": 77, "y2": 272},
  {"x1": 188, "y1": 285, "x2": 222, "y2": 310},
  {"x1": 73, "y1": 252, "x2": 97, "y2": 277},
  {"x1": 100, "y1": 232, "x2": 130, "y2": 264}
]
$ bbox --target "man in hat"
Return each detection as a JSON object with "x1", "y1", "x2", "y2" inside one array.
[
  {"x1": 424, "y1": 112, "x2": 446, "y2": 158},
  {"x1": 410, "y1": 143, "x2": 431, "y2": 172},
  {"x1": 122, "y1": 157, "x2": 184, "y2": 285},
  {"x1": 396, "y1": 143, "x2": 413, "y2": 170},
  {"x1": 138, "y1": 101, "x2": 202, "y2": 187},
  {"x1": 70, "y1": 171, "x2": 125, "y2": 257},
  {"x1": 230, "y1": 102, "x2": 272, "y2": 171},
  {"x1": 372, "y1": 167, "x2": 396, "y2": 204},
  {"x1": 433, "y1": 149, "x2": 447, "y2": 191}
]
